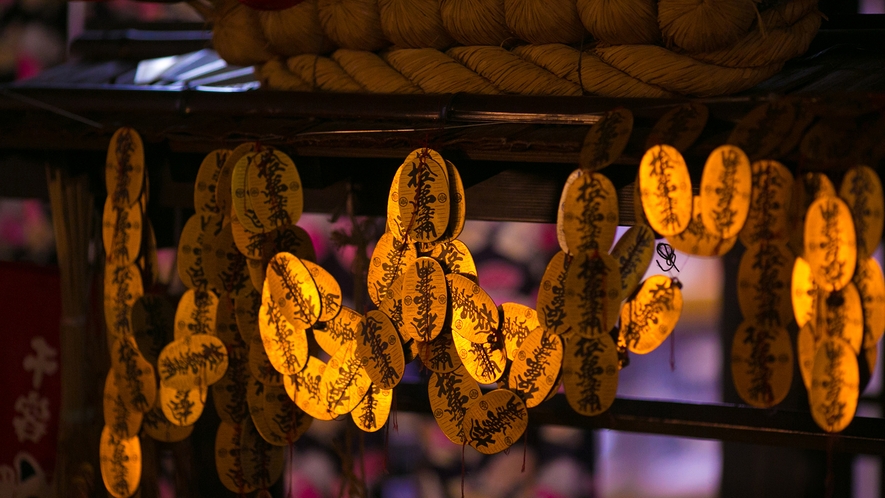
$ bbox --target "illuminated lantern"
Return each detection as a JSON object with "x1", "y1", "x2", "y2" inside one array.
[
  {"x1": 508, "y1": 326, "x2": 563, "y2": 407},
  {"x1": 258, "y1": 283, "x2": 308, "y2": 375},
  {"x1": 429, "y1": 366, "x2": 481, "y2": 444},
  {"x1": 639, "y1": 145, "x2": 692, "y2": 236},
  {"x1": 666, "y1": 197, "x2": 737, "y2": 257},
  {"x1": 159, "y1": 384, "x2": 206, "y2": 427},
  {"x1": 561, "y1": 170, "x2": 619, "y2": 253},
  {"x1": 265, "y1": 252, "x2": 321, "y2": 327},
  {"x1": 620, "y1": 275, "x2": 683, "y2": 354},
  {"x1": 730, "y1": 322, "x2": 793, "y2": 408},
  {"x1": 803, "y1": 195, "x2": 856, "y2": 292},
  {"x1": 699, "y1": 145, "x2": 752, "y2": 240},
  {"x1": 562, "y1": 333, "x2": 619, "y2": 416},
  {"x1": 402, "y1": 257, "x2": 447, "y2": 341},
  {"x1": 810, "y1": 337, "x2": 859, "y2": 433},
  {"x1": 100, "y1": 426, "x2": 142, "y2": 498},
  {"x1": 319, "y1": 340, "x2": 371, "y2": 414},
  {"x1": 352, "y1": 385, "x2": 393, "y2": 432},
  {"x1": 462, "y1": 389, "x2": 528, "y2": 454},
  {"x1": 355, "y1": 310, "x2": 405, "y2": 389},
  {"x1": 397, "y1": 148, "x2": 450, "y2": 244},
  {"x1": 452, "y1": 331, "x2": 507, "y2": 384}
]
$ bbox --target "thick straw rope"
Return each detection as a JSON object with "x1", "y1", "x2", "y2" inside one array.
[
  {"x1": 202, "y1": 0, "x2": 821, "y2": 97},
  {"x1": 512, "y1": 44, "x2": 675, "y2": 97},
  {"x1": 332, "y1": 49, "x2": 422, "y2": 93},
  {"x1": 439, "y1": 0, "x2": 511, "y2": 46},
  {"x1": 577, "y1": 0, "x2": 659, "y2": 45},
  {"x1": 318, "y1": 0, "x2": 388, "y2": 51},
  {"x1": 383, "y1": 48, "x2": 501, "y2": 94},
  {"x1": 594, "y1": 44, "x2": 782, "y2": 97},
  {"x1": 257, "y1": 58, "x2": 312, "y2": 90},
  {"x1": 504, "y1": 0, "x2": 586, "y2": 45},
  {"x1": 378, "y1": 0, "x2": 455, "y2": 50},
  {"x1": 287, "y1": 54, "x2": 366, "y2": 91},
  {"x1": 657, "y1": 0, "x2": 757, "y2": 52},
  {"x1": 447, "y1": 46, "x2": 581, "y2": 96},
  {"x1": 193, "y1": 0, "x2": 273, "y2": 66},
  {"x1": 258, "y1": 0, "x2": 335, "y2": 56},
  {"x1": 691, "y1": 8, "x2": 821, "y2": 68}
]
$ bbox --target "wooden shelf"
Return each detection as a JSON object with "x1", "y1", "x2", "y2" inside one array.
[{"x1": 394, "y1": 383, "x2": 885, "y2": 455}]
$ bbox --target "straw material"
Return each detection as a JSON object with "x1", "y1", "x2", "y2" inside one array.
[
  {"x1": 440, "y1": 0, "x2": 511, "y2": 46},
  {"x1": 378, "y1": 0, "x2": 455, "y2": 50},
  {"x1": 504, "y1": 0, "x2": 586, "y2": 44},
  {"x1": 332, "y1": 49, "x2": 421, "y2": 93},
  {"x1": 384, "y1": 48, "x2": 500, "y2": 94},
  {"x1": 658, "y1": 0, "x2": 757, "y2": 52},
  {"x1": 692, "y1": 8, "x2": 821, "y2": 68},
  {"x1": 512, "y1": 44, "x2": 674, "y2": 97},
  {"x1": 258, "y1": 0, "x2": 336, "y2": 56},
  {"x1": 287, "y1": 54, "x2": 366, "y2": 91},
  {"x1": 577, "y1": 0, "x2": 659, "y2": 45},
  {"x1": 258, "y1": 58, "x2": 312, "y2": 90},
  {"x1": 448, "y1": 46, "x2": 581, "y2": 96},
  {"x1": 771, "y1": 0, "x2": 818, "y2": 25},
  {"x1": 318, "y1": 0, "x2": 389, "y2": 51},
  {"x1": 46, "y1": 167, "x2": 97, "y2": 498},
  {"x1": 230, "y1": 0, "x2": 822, "y2": 97},
  {"x1": 205, "y1": 0, "x2": 273, "y2": 66},
  {"x1": 595, "y1": 44, "x2": 781, "y2": 96}
]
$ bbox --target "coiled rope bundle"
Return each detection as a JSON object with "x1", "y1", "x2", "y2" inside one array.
[{"x1": 191, "y1": 0, "x2": 822, "y2": 97}]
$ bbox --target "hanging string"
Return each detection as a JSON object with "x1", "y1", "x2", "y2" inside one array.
[
  {"x1": 577, "y1": 36, "x2": 586, "y2": 96},
  {"x1": 669, "y1": 277, "x2": 681, "y2": 372},
  {"x1": 392, "y1": 388, "x2": 399, "y2": 431},
  {"x1": 461, "y1": 441, "x2": 467, "y2": 498},
  {"x1": 655, "y1": 243, "x2": 679, "y2": 273},
  {"x1": 669, "y1": 329, "x2": 676, "y2": 372},
  {"x1": 333, "y1": 429, "x2": 350, "y2": 498},
  {"x1": 358, "y1": 431, "x2": 367, "y2": 497},
  {"x1": 824, "y1": 436, "x2": 835, "y2": 498},
  {"x1": 383, "y1": 421, "x2": 390, "y2": 473},
  {"x1": 344, "y1": 425, "x2": 357, "y2": 498},
  {"x1": 311, "y1": 54, "x2": 320, "y2": 91},
  {"x1": 287, "y1": 444, "x2": 295, "y2": 498},
  {"x1": 329, "y1": 181, "x2": 371, "y2": 314},
  {"x1": 521, "y1": 430, "x2": 528, "y2": 473}
]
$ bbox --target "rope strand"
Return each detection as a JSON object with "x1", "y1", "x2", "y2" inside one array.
[{"x1": 243, "y1": 0, "x2": 820, "y2": 98}]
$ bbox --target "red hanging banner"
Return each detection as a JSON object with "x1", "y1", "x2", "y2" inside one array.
[{"x1": 0, "y1": 262, "x2": 61, "y2": 497}]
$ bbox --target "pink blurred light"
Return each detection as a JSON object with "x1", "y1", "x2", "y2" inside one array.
[
  {"x1": 287, "y1": 475, "x2": 323, "y2": 498},
  {"x1": 16, "y1": 54, "x2": 41, "y2": 81},
  {"x1": 0, "y1": 217, "x2": 25, "y2": 246},
  {"x1": 476, "y1": 259, "x2": 524, "y2": 291},
  {"x1": 537, "y1": 224, "x2": 559, "y2": 253}
]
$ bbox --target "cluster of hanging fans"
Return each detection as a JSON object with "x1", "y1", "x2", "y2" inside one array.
[
  {"x1": 101, "y1": 128, "x2": 160, "y2": 498},
  {"x1": 98, "y1": 104, "x2": 884, "y2": 495},
  {"x1": 190, "y1": 0, "x2": 823, "y2": 97},
  {"x1": 627, "y1": 103, "x2": 885, "y2": 435}
]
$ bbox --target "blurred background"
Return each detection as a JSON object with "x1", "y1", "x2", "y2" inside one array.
[
  {"x1": 1, "y1": 0, "x2": 884, "y2": 496},
  {"x1": 1, "y1": 201, "x2": 882, "y2": 497}
]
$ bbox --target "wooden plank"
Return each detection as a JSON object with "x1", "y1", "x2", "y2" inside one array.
[{"x1": 394, "y1": 383, "x2": 885, "y2": 455}]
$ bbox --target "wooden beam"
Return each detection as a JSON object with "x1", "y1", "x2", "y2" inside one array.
[{"x1": 394, "y1": 383, "x2": 885, "y2": 456}]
